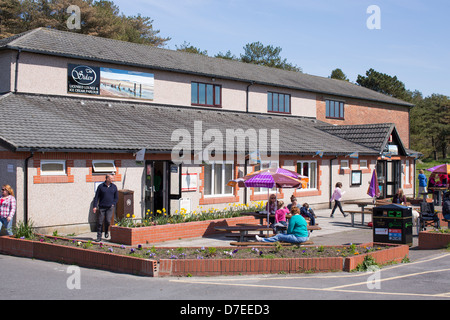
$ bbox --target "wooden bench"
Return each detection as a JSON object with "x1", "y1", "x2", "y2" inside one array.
[
  {"x1": 230, "y1": 240, "x2": 315, "y2": 246},
  {"x1": 345, "y1": 210, "x2": 373, "y2": 227},
  {"x1": 215, "y1": 225, "x2": 321, "y2": 242}
]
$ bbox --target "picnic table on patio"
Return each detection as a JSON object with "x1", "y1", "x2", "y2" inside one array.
[
  {"x1": 429, "y1": 187, "x2": 448, "y2": 206},
  {"x1": 343, "y1": 201, "x2": 376, "y2": 227},
  {"x1": 214, "y1": 224, "x2": 321, "y2": 243},
  {"x1": 240, "y1": 211, "x2": 316, "y2": 226}
]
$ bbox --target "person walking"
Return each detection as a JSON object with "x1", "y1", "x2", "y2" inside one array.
[
  {"x1": 330, "y1": 182, "x2": 348, "y2": 218},
  {"x1": 0, "y1": 185, "x2": 16, "y2": 235},
  {"x1": 93, "y1": 174, "x2": 118, "y2": 241}
]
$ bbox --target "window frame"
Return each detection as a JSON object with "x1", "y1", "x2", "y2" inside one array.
[
  {"x1": 268, "y1": 91, "x2": 291, "y2": 114},
  {"x1": 40, "y1": 160, "x2": 67, "y2": 176},
  {"x1": 296, "y1": 160, "x2": 317, "y2": 190},
  {"x1": 92, "y1": 160, "x2": 117, "y2": 174},
  {"x1": 191, "y1": 81, "x2": 222, "y2": 107},
  {"x1": 325, "y1": 99, "x2": 345, "y2": 119},
  {"x1": 203, "y1": 161, "x2": 234, "y2": 197}
]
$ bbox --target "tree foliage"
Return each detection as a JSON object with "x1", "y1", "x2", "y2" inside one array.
[
  {"x1": 330, "y1": 68, "x2": 349, "y2": 81},
  {"x1": 410, "y1": 94, "x2": 449, "y2": 160},
  {"x1": 356, "y1": 68, "x2": 407, "y2": 100},
  {"x1": 355, "y1": 67, "x2": 449, "y2": 160},
  {"x1": 239, "y1": 41, "x2": 301, "y2": 72},
  {"x1": 0, "y1": 0, "x2": 170, "y2": 47}
]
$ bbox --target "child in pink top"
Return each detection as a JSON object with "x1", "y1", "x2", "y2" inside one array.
[{"x1": 274, "y1": 201, "x2": 289, "y2": 234}]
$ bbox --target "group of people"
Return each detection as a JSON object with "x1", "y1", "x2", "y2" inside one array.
[{"x1": 256, "y1": 194, "x2": 318, "y2": 244}]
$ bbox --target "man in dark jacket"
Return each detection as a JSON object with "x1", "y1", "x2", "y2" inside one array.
[{"x1": 93, "y1": 174, "x2": 118, "y2": 241}]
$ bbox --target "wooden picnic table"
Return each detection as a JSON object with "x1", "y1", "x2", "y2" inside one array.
[
  {"x1": 240, "y1": 212, "x2": 315, "y2": 225},
  {"x1": 429, "y1": 187, "x2": 448, "y2": 206},
  {"x1": 215, "y1": 224, "x2": 321, "y2": 242},
  {"x1": 343, "y1": 201, "x2": 376, "y2": 227}
]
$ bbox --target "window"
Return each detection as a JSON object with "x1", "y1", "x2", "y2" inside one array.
[
  {"x1": 340, "y1": 160, "x2": 349, "y2": 169},
  {"x1": 92, "y1": 160, "x2": 116, "y2": 174},
  {"x1": 297, "y1": 161, "x2": 317, "y2": 189},
  {"x1": 268, "y1": 92, "x2": 290, "y2": 113},
  {"x1": 203, "y1": 162, "x2": 233, "y2": 196},
  {"x1": 191, "y1": 82, "x2": 221, "y2": 107},
  {"x1": 41, "y1": 160, "x2": 66, "y2": 176},
  {"x1": 360, "y1": 160, "x2": 368, "y2": 169},
  {"x1": 325, "y1": 99, "x2": 344, "y2": 119}
]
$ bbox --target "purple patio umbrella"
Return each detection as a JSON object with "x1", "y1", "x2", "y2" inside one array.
[
  {"x1": 228, "y1": 167, "x2": 309, "y2": 225},
  {"x1": 367, "y1": 169, "x2": 380, "y2": 201}
]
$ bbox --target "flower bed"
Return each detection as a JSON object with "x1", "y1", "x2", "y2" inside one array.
[
  {"x1": 418, "y1": 229, "x2": 450, "y2": 250},
  {"x1": 110, "y1": 215, "x2": 260, "y2": 246},
  {"x1": 0, "y1": 235, "x2": 409, "y2": 277}
]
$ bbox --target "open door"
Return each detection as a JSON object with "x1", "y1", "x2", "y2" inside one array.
[
  {"x1": 168, "y1": 161, "x2": 182, "y2": 214},
  {"x1": 145, "y1": 160, "x2": 181, "y2": 215}
]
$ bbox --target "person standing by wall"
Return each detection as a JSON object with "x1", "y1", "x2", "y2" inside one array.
[
  {"x1": 0, "y1": 185, "x2": 16, "y2": 235},
  {"x1": 93, "y1": 174, "x2": 118, "y2": 242}
]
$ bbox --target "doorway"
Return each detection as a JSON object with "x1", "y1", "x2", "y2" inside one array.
[
  {"x1": 377, "y1": 160, "x2": 401, "y2": 198},
  {"x1": 145, "y1": 160, "x2": 182, "y2": 215}
]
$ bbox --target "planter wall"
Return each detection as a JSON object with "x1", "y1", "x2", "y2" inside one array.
[
  {"x1": 0, "y1": 236, "x2": 157, "y2": 276},
  {"x1": 343, "y1": 243, "x2": 409, "y2": 271},
  {"x1": 418, "y1": 231, "x2": 450, "y2": 250},
  {"x1": 110, "y1": 215, "x2": 260, "y2": 246},
  {"x1": 0, "y1": 237, "x2": 409, "y2": 277}
]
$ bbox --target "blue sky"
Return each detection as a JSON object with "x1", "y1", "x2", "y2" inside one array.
[{"x1": 112, "y1": 0, "x2": 450, "y2": 97}]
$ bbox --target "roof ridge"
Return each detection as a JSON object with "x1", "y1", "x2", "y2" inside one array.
[
  {"x1": 4, "y1": 27, "x2": 45, "y2": 47},
  {"x1": 2, "y1": 28, "x2": 414, "y2": 108}
]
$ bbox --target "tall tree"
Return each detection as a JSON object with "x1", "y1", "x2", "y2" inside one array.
[
  {"x1": 240, "y1": 41, "x2": 302, "y2": 72},
  {"x1": 410, "y1": 94, "x2": 450, "y2": 160},
  {"x1": 0, "y1": 0, "x2": 170, "y2": 47},
  {"x1": 356, "y1": 68, "x2": 408, "y2": 100}
]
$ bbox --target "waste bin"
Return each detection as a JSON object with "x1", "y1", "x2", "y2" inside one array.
[
  {"x1": 116, "y1": 189, "x2": 134, "y2": 221},
  {"x1": 372, "y1": 204, "x2": 413, "y2": 246}
]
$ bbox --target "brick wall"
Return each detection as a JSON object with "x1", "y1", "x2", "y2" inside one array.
[{"x1": 316, "y1": 95, "x2": 410, "y2": 148}]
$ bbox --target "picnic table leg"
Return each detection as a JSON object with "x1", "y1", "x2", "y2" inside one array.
[
  {"x1": 361, "y1": 208, "x2": 365, "y2": 226},
  {"x1": 351, "y1": 214, "x2": 355, "y2": 227}
]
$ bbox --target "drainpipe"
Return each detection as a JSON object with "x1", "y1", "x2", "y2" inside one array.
[
  {"x1": 24, "y1": 152, "x2": 34, "y2": 226},
  {"x1": 329, "y1": 155, "x2": 338, "y2": 209},
  {"x1": 14, "y1": 49, "x2": 22, "y2": 93},
  {"x1": 246, "y1": 81, "x2": 254, "y2": 113}
]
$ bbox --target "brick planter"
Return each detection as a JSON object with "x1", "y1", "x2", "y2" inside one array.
[
  {"x1": 0, "y1": 236, "x2": 157, "y2": 276},
  {"x1": 110, "y1": 215, "x2": 260, "y2": 246},
  {"x1": 343, "y1": 242, "x2": 409, "y2": 271},
  {"x1": 418, "y1": 230, "x2": 450, "y2": 250},
  {"x1": 0, "y1": 237, "x2": 409, "y2": 277}
]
